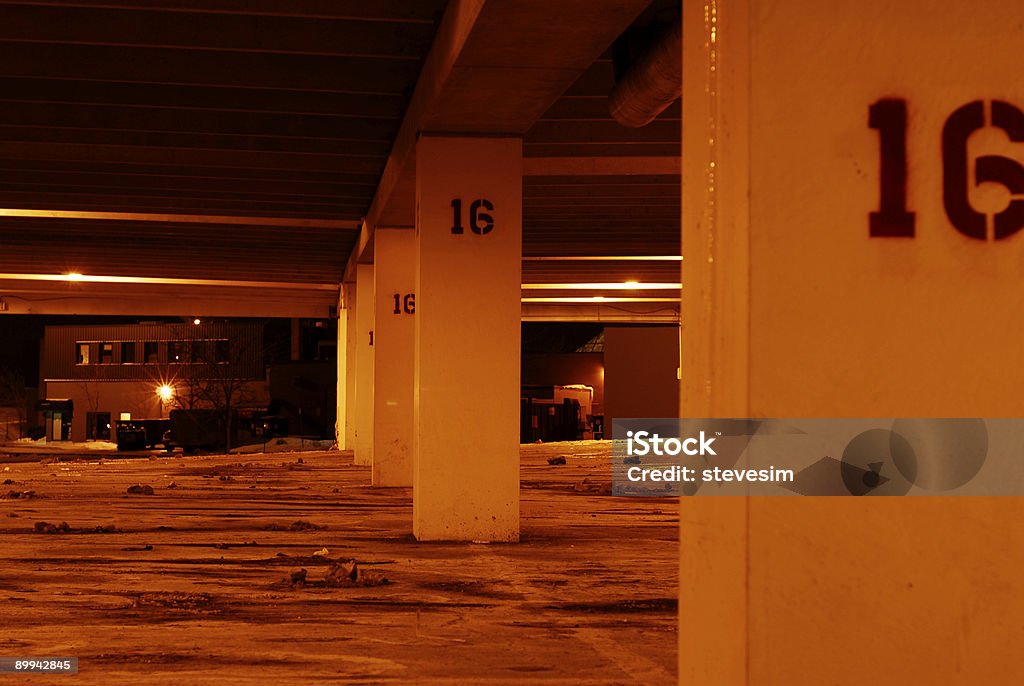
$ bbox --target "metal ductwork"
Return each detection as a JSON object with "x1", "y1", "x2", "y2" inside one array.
[{"x1": 608, "y1": 20, "x2": 682, "y2": 128}]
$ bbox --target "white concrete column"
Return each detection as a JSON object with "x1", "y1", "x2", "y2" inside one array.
[
  {"x1": 413, "y1": 136, "x2": 522, "y2": 542},
  {"x1": 680, "y1": 1, "x2": 1024, "y2": 684},
  {"x1": 342, "y1": 283, "x2": 357, "y2": 450},
  {"x1": 353, "y1": 264, "x2": 374, "y2": 466},
  {"x1": 335, "y1": 285, "x2": 353, "y2": 450},
  {"x1": 372, "y1": 229, "x2": 416, "y2": 486}
]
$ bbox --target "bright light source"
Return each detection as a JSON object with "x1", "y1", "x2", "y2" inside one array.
[
  {"x1": 65, "y1": 272, "x2": 84, "y2": 281},
  {"x1": 521, "y1": 296, "x2": 680, "y2": 303},
  {"x1": 193, "y1": 318, "x2": 201, "y2": 325},
  {"x1": 157, "y1": 384, "x2": 174, "y2": 402},
  {"x1": 521, "y1": 282, "x2": 680, "y2": 290}
]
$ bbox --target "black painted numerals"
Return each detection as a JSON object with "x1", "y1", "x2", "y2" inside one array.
[
  {"x1": 870, "y1": 97, "x2": 1024, "y2": 240},
  {"x1": 451, "y1": 198, "x2": 494, "y2": 235},
  {"x1": 392, "y1": 293, "x2": 415, "y2": 315},
  {"x1": 869, "y1": 99, "x2": 915, "y2": 237},
  {"x1": 943, "y1": 100, "x2": 1024, "y2": 240}
]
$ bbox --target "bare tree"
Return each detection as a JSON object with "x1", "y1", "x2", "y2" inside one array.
[{"x1": 161, "y1": 326, "x2": 265, "y2": 452}]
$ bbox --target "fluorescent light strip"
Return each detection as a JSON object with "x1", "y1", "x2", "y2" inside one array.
[
  {"x1": 0, "y1": 208, "x2": 358, "y2": 230},
  {"x1": 522, "y1": 282, "x2": 680, "y2": 290},
  {"x1": 522, "y1": 255, "x2": 682, "y2": 261},
  {"x1": 0, "y1": 272, "x2": 337, "y2": 291},
  {"x1": 522, "y1": 297, "x2": 680, "y2": 303}
]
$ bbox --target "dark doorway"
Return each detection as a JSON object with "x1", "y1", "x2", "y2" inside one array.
[{"x1": 87, "y1": 412, "x2": 112, "y2": 441}]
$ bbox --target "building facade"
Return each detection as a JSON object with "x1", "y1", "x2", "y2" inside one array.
[{"x1": 40, "y1": 321, "x2": 267, "y2": 442}]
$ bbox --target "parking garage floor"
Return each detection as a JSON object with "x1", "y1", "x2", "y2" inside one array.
[{"x1": 0, "y1": 442, "x2": 677, "y2": 685}]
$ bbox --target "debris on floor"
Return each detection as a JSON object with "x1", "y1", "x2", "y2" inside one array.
[
  {"x1": 312, "y1": 547, "x2": 330, "y2": 557},
  {"x1": 33, "y1": 521, "x2": 120, "y2": 534},
  {"x1": 126, "y1": 484, "x2": 155, "y2": 495},
  {"x1": 133, "y1": 592, "x2": 219, "y2": 614},
  {"x1": 122, "y1": 544, "x2": 154, "y2": 552},
  {"x1": 264, "y1": 520, "x2": 327, "y2": 532},
  {"x1": 6, "y1": 489, "x2": 36, "y2": 499},
  {"x1": 325, "y1": 559, "x2": 388, "y2": 587},
  {"x1": 547, "y1": 455, "x2": 567, "y2": 465},
  {"x1": 34, "y1": 521, "x2": 70, "y2": 534},
  {"x1": 288, "y1": 568, "x2": 308, "y2": 589},
  {"x1": 278, "y1": 558, "x2": 389, "y2": 590},
  {"x1": 572, "y1": 478, "x2": 613, "y2": 495}
]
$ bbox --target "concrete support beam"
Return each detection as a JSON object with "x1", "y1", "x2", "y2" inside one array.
[
  {"x1": 413, "y1": 136, "x2": 522, "y2": 542},
  {"x1": 353, "y1": 264, "x2": 375, "y2": 466},
  {"x1": 680, "y1": 1, "x2": 1024, "y2": 684},
  {"x1": 342, "y1": 0, "x2": 652, "y2": 279},
  {"x1": 0, "y1": 279, "x2": 337, "y2": 318},
  {"x1": 520, "y1": 302, "x2": 679, "y2": 323},
  {"x1": 372, "y1": 229, "x2": 415, "y2": 486},
  {"x1": 337, "y1": 283, "x2": 356, "y2": 451},
  {"x1": 344, "y1": 288, "x2": 356, "y2": 450}
]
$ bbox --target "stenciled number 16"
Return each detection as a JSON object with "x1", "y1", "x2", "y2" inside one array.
[{"x1": 869, "y1": 98, "x2": 1024, "y2": 240}]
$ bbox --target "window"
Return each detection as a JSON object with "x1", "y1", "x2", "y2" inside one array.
[
  {"x1": 99, "y1": 342, "x2": 114, "y2": 364},
  {"x1": 121, "y1": 342, "x2": 136, "y2": 364},
  {"x1": 168, "y1": 341, "x2": 184, "y2": 363},
  {"x1": 144, "y1": 341, "x2": 159, "y2": 364},
  {"x1": 76, "y1": 343, "x2": 90, "y2": 365},
  {"x1": 215, "y1": 339, "x2": 230, "y2": 363}
]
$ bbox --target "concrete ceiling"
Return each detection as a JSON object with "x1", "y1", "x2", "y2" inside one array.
[{"x1": 0, "y1": 0, "x2": 680, "y2": 320}]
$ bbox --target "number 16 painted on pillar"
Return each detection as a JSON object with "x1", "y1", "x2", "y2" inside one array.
[{"x1": 450, "y1": 198, "x2": 495, "y2": 235}]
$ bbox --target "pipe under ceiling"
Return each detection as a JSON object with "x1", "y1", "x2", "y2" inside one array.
[{"x1": 608, "y1": 20, "x2": 682, "y2": 128}]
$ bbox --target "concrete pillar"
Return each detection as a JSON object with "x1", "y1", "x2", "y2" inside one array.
[
  {"x1": 336, "y1": 282, "x2": 356, "y2": 451},
  {"x1": 345, "y1": 293, "x2": 357, "y2": 450},
  {"x1": 413, "y1": 136, "x2": 522, "y2": 542},
  {"x1": 335, "y1": 287, "x2": 349, "y2": 449},
  {"x1": 680, "y1": 1, "x2": 1024, "y2": 684},
  {"x1": 353, "y1": 264, "x2": 374, "y2": 466},
  {"x1": 372, "y1": 229, "x2": 416, "y2": 486},
  {"x1": 603, "y1": 325, "x2": 679, "y2": 429}
]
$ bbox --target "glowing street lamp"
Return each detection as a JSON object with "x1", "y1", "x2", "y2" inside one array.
[{"x1": 157, "y1": 384, "x2": 175, "y2": 403}]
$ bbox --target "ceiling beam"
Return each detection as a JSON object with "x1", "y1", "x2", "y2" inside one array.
[
  {"x1": 523, "y1": 155, "x2": 679, "y2": 176},
  {"x1": 521, "y1": 302, "x2": 679, "y2": 323},
  {"x1": 0, "y1": 4, "x2": 438, "y2": 58},
  {"x1": 0, "y1": 208, "x2": 359, "y2": 229},
  {"x1": 0, "y1": 279, "x2": 337, "y2": 318},
  {"x1": 11, "y1": 1, "x2": 445, "y2": 22},
  {"x1": 347, "y1": 0, "x2": 653, "y2": 280}
]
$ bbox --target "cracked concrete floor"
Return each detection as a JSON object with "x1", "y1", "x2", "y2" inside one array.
[{"x1": 0, "y1": 441, "x2": 677, "y2": 685}]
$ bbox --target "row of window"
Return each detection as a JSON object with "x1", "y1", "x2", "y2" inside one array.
[{"x1": 76, "y1": 340, "x2": 230, "y2": 365}]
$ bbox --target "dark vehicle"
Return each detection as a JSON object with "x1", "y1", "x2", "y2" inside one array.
[
  {"x1": 252, "y1": 415, "x2": 289, "y2": 439},
  {"x1": 520, "y1": 397, "x2": 582, "y2": 443},
  {"x1": 165, "y1": 409, "x2": 231, "y2": 453},
  {"x1": 116, "y1": 418, "x2": 170, "y2": 451}
]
